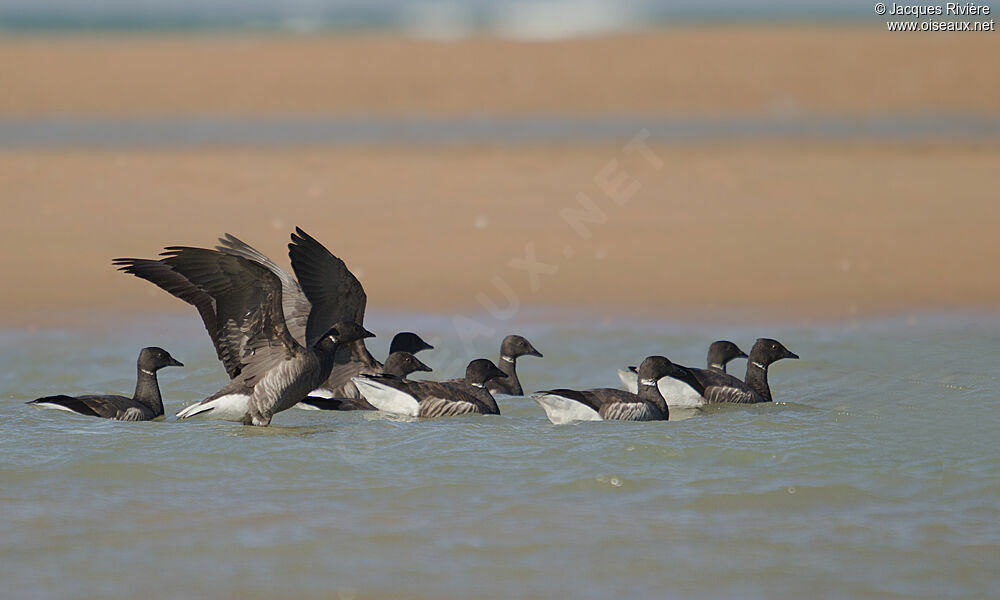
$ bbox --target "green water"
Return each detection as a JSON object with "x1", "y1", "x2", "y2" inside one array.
[{"x1": 1, "y1": 312, "x2": 997, "y2": 599}]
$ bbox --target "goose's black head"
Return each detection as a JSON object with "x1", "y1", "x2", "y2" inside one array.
[
  {"x1": 465, "y1": 358, "x2": 508, "y2": 386},
  {"x1": 138, "y1": 347, "x2": 183, "y2": 371},
  {"x1": 707, "y1": 340, "x2": 748, "y2": 369},
  {"x1": 635, "y1": 355, "x2": 687, "y2": 385},
  {"x1": 749, "y1": 338, "x2": 799, "y2": 367},
  {"x1": 389, "y1": 332, "x2": 434, "y2": 355},
  {"x1": 319, "y1": 321, "x2": 374, "y2": 350},
  {"x1": 382, "y1": 351, "x2": 433, "y2": 378},
  {"x1": 500, "y1": 335, "x2": 543, "y2": 360}
]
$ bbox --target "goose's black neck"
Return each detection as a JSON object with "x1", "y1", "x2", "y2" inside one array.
[
  {"x1": 636, "y1": 376, "x2": 668, "y2": 415},
  {"x1": 497, "y1": 354, "x2": 522, "y2": 395},
  {"x1": 133, "y1": 367, "x2": 163, "y2": 413},
  {"x1": 744, "y1": 361, "x2": 772, "y2": 402},
  {"x1": 314, "y1": 338, "x2": 344, "y2": 378}
]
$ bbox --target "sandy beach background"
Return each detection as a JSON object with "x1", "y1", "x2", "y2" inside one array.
[{"x1": 2, "y1": 27, "x2": 999, "y2": 328}]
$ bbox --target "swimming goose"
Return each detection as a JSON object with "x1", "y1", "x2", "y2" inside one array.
[
  {"x1": 617, "y1": 340, "x2": 747, "y2": 407},
  {"x1": 489, "y1": 334, "x2": 543, "y2": 396},
  {"x1": 663, "y1": 338, "x2": 798, "y2": 405},
  {"x1": 533, "y1": 356, "x2": 684, "y2": 424},
  {"x1": 157, "y1": 229, "x2": 374, "y2": 425},
  {"x1": 115, "y1": 233, "x2": 425, "y2": 402},
  {"x1": 353, "y1": 358, "x2": 506, "y2": 418},
  {"x1": 27, "y1": 347, "x2": 183, "y2": 421},
  {"x1": 296, "y1": 351, "x2": 432, "y2": 411},
  {"x1": 308, "y1": 330, "x2": 434, "y2": 401}
]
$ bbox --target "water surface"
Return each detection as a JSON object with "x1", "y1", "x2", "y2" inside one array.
[{"x1": 1, "y1": 312, "x2": 998, "y2": 598}]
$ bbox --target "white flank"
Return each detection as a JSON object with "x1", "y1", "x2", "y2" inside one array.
[
  {"x1": 306, "y1": 387, "x2": 335, "y2": 399},
  {"x1": 292, "y1": 402, "x2": 322, "y2": 411},
  {"x1": 30, "y1": 402, "x2": 83, "y2": 414},
  {"x1": 655, "y1": 377, "x2": 704, "y2": 408},
  {"x1": 175, "y1": 393, "x2": 250, "y2": 421},
  {"x1": 531, "y1": 393, "x2": 602, "y2": 425},
  {"x1": 616, "y1": 368, "x2": 703, "y2": 408},
  {"x1": 352, "y1": 377, "x2": 419, "y2": 417}
]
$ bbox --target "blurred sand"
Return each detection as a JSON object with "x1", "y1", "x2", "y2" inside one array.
[
  {"x1": 1, "y1": 27, "x2": 999, "y2": 117},
  {"x1": 3, "y1": 142, "x2": 998, "y2": 327},
  {"x1": 1, "y1": 28, "x2": 998, "y2": 328}
]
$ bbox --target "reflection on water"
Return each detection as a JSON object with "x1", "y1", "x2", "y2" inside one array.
[{"x1": 1, "y1": 311, "x2": 998, "y2": 598}]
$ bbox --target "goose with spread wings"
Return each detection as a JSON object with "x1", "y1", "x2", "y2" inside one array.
[
  {"x1": 117, "y1": 229, "x2": 373, "y2": 425},
  {"x1": 114, "y1": 231, "x2": 431, "y2": 403}
]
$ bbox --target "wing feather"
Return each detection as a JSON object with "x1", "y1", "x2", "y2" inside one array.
[
  {"x1": 288, "y1": 228, "x2": 367, "y2": 348},
  {"x1": 215, "y1": 233, "x2": 310, "y2": 347},
  {"x1": 161, "y1": 246, "x2": 298, "y2": 386},
  {"x1": 112, "y1": 257, "x2": 238, "y2": 377}
]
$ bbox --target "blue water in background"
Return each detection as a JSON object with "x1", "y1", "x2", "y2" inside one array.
[{"x1": 0, "y1": 0, "x2": 882, "y2": 32}]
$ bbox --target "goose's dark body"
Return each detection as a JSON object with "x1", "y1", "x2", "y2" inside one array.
[
  {"x1": 617, "y1": 340, "x2": 747, "y2": 407},
  {"x1": 534, "y1": 356, "x2": 683, "y2": 424},
  {"x1": 488, "y1": 335, "x2": 542, "y2": 396},
  {"x1": 668, "y1": 338, "x2": 799, "y2": 405},
  {"x1": 354, "y1": 359, "x2": 505, "y2": 418},
  {"x1": 121, "y1": 228, "x2": 374, "y2": 425},
  {"x1": 316, "y1": 331, "x2": 434, "y2": 399},
  {"x1": 537, "y1": 388, "x2": 667, "y2": 421},
  {"x1": 297, "y1": 351, "x2": 432, "y2": 411},
  {"x1": 27, "y1": 347, "x2": 182, "y2": 421}
]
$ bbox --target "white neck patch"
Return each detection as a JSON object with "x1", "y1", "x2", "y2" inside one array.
[
  {"x1": 751, "y1": 361, "x2": 766, "y2": 370},
  {"x1": 140, "y1": 368, "x2": 155, "y2": 376},
  {"x1": 640, "y1": 378, "x2": 658, "y2": 387},
  {"x1": 710, "y1": 363, "x2": 723, "y2": 370},
  {"x1": 472, "y1": 382, "x2": 485, "y2": 388},
  {"x1": 500, "y1": 355, "x2": 515, "y2": 363}
]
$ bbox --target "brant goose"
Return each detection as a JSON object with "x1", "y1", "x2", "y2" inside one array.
[
  {"x1": 663, "y1": 338, "x2": 798, "y2": 405},
  {"x1": 296, "y1": 351, "x2": 432, "y2": 411},
  {"x1": 489, "y1": 335, "x2": 543, "y2": 396},
  {"x1": 617, "y1": 340, "x2": 747, "y2": 407},
  {"x1": 307, "y1": 330, "x2": 434, "y2": 402},
  {"x1": 532, "y1": 356, "x2": 684, "y2": 424},
  {"x1": 352, "y1": 358, "x2": 506, "y2": 418},
  {"x1": 116, "y1": 233, "x2": 431, "y2": 402},
  {"x1": 27, "y1": 347, "x2": 183, "y2": 421},
  {"x1": 155, "y1": 229, "x2": 374, "y2": 425}
]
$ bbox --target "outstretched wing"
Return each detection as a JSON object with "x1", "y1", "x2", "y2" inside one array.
[
  {"x1": 112, "y1": 257, "x2": 237, "y2": 377},
  {"x1": 215, "y1": 233, "x2": 310, "y2": 347},
  {"x1": 288, "y1": 227, "x2": 367, "y2": 348},
  {"x1": 161, "y1": 246, "x2": 297, "y2": 386}
]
